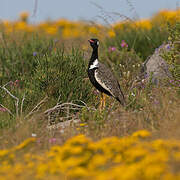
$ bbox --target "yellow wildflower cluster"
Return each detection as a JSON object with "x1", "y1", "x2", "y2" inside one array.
[
  {"x1": 135, "y1": 19, "x2": 152, "y2": 30},
  {"x1": 0, "y1": 9, "x2": 179, "y2": 38},
  {"x1": 152, "y1": 9, "x2": 180, "y2": 26},
  {"x1": 113, "y1": 9, "x2": 180, "y2": 31},
  {"x1": 0, "y1": 130, "x2": 180, "y2": 180},
  {"x1": 0, "y1": 12, "x2": 104, "y2": 39}
]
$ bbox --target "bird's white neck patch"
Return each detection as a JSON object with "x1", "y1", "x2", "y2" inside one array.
[{"x1": 89, "y1": 59, "x2": 99, "y2": 70}]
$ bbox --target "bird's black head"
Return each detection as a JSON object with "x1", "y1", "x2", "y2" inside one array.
[{"x1": 88, "y1": 38, "x2": 99, "y2": 49}]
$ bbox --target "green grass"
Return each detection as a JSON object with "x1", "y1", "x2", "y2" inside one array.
[{"x1": 0, "y1": 34, "x2": 97, "y2": 128}]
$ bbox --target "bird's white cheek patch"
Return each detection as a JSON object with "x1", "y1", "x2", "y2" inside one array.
[{"x1": 89, "y1": 59, "x2": 99, "y2": 70}]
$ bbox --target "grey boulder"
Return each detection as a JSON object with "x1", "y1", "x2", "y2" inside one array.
[{"x1": 140, "y1": 43, "x2": 172, "y2": 84}]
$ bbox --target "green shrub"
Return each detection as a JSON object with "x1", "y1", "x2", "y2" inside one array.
[
  {"x1": 162, "y1": 22, "x2": 180, "y2": 81},
  {"x1": 106, "y1": 24, "x2": 168, "y2": 60},
  {"x1": 0, "y1": 35, "x2": 96, "y2": 127}
]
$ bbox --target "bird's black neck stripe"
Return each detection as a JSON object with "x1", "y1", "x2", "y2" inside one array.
[{"x1": 89, "y1": 48, "x2": 98, "y2": 67}]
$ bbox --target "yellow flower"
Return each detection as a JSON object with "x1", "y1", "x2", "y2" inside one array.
[
  {"x1": 13, "y1": 138, "x2": 36, "y2": 151},
  {"x1": 19, "y1": 11, "x2": 29, "y2": 22},
  {"x1": 62, "y1": 156, "x2": 87, "y2": 169},
  {"x1": 135, "y1": 19, "x2": 152, "y2": 29},
  {"x1": 0, "y1": 149, "x2": 9, "y2": 157},
  {"x1": 36, "y1": 163, "x2": 48, "y2": 178},
  {"x1": 113, "y1": 154, "x2": 122, "y2": 163},
  {"x1": 0, "y1": 161, "x2": 11, "y2": 173},
  {"x1": 80, "y1": 123, "x2": 86, "y2": 127},
  {"x1": 45, "y1": 26, "x2": 58, "y2": 35},
  {"x1": 15, "y1": 21, "x2": 27, "y2": 31},
  {"x1": 89, "y1": 27, "x2": 99, "y2": 35},
  {"x1": 142, "y1": 151, "x2": 169, "y2": 166},
  {"x1": 144, "y1": 164, "x2": 166, "y2": 179},
  {"x1": 62, "y1": 27, "x2": 71, "y2": 38},
  {"x1": 38, "y1": 22, "x2": 49, "y2": 30},
  {"x1": 56, "y1": 19, "x2": 70, "y2": 27},
  {"x1": 67, "y1": 167, "x2": 88, "y2": 178},
  {"x1": 132, "y1": 130, "x2": 151, "y2": 138},
  {"x1": 124, "y1": 146, "x2": 148, "y2": 163},
  {"x1": 159, "y1": 10, "x2": 178, "y2": 21},
  {"x1": 13, "y1": 163, "x2": 23, "y2": 175},
  {"x1": 89, "y1": 154, "x2": 107, "y2": 168},
  {"x1": 152, "y1": 9, "x2": 180, "y2": 26},
  {"x1": 108, "y1": 29, "x2": 116, "y2": 37},
  {"x1": 66, "y1": 134, "x2": 90, "y2": 145}
]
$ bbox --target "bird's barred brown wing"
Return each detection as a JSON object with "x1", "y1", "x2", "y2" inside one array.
[{"x1": 94, "y1": 62, "x2": 125, "y2": 105}]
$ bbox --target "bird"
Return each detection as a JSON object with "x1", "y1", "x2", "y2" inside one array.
[{"x1": 87, "y1": 38, "x2": 126, "y2": 107}]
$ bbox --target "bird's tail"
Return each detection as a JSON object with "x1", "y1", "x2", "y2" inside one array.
[
  {"x1": 116, "y1": 95, "x2": 126, "y2": 106},
  {"x1": 116, "y1": 85, "x2": 126, "y2": 106}
]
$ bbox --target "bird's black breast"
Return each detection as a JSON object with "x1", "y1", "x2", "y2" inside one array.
[{"x1": 87, "y1": 68, "x2": 112, "y2": 96}]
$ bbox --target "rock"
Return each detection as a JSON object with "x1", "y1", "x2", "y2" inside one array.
[{"x1": 140, "y1": 43, "x2": 172, "y2": 84}]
